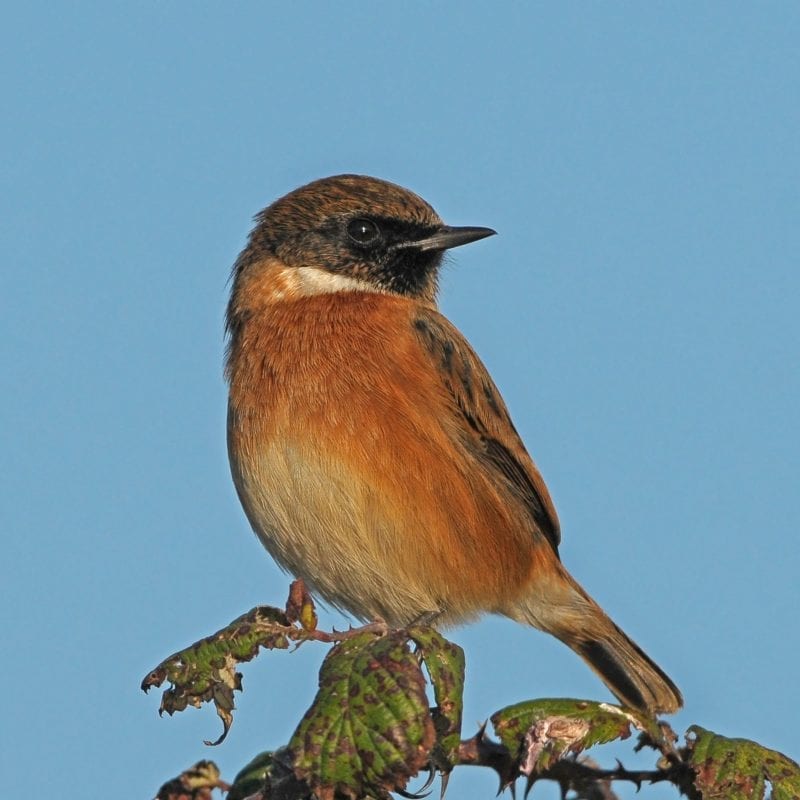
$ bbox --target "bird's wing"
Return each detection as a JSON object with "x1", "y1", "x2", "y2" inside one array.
[{"x1": 412, "y1": 307, "x2": 561, "y2": 552}]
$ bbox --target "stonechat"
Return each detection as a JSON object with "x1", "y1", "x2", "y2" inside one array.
[{"x1": 225, "y1": 174, "x2": 682, "y2": 714}]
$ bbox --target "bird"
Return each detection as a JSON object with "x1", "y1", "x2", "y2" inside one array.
[{"x1": 224, "y1": 174, "x2": 683, "y2": 715}]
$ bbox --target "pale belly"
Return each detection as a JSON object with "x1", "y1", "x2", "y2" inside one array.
[{"x1": 228, "y1": 418, "x2": 472, "y2": 626}]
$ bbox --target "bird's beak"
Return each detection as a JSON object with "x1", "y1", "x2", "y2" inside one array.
[{"x1": 407, "y1": 225, "x2": 497, "y2": 252}]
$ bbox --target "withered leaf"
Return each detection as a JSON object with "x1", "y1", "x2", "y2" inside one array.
[
  {"x1": 491, "y1": 699, "x2": 637, "y2": 777},
  {"x1": 686, "y1": 725, "x2": 800, "y2": 800},
  {"x1": 289, "y1": 630, "x2": 436, "y2": 800},
  {"x1": 141, "y1": 606, "x2": 292, "y2": 744},
  {"x1": 408, "y1": 626, "x2": 465, "y2": 772},
  {"x1": 153, "y1": 759, "x2": 228, "y2": 800}
]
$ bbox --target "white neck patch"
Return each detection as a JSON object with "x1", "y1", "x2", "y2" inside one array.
[{"x1": 292, "y1": 266, "x2": 383, "y2": 296}]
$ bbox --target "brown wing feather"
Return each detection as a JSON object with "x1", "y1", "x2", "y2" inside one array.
[{"x1": 412, "y1": 309, "x2": 561, "y2": 553}]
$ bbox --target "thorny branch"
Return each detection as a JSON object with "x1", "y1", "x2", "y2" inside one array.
[
  {"x1": 147, "y1": 585, "x2": 800, "y2": 800},
  {"x1": 455, "y1": 724, "x2": 698, "y2": 799}
]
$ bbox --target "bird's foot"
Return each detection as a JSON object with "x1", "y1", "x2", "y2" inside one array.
[{"x1": 283, "y1": 580, "x2": 388, "y2": 643}]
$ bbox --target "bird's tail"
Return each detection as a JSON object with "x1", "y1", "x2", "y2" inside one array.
[{"x1": 507, "y1": 562, "x2": 683, "y2": 715}]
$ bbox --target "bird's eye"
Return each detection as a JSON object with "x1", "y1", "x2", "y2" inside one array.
[{"x1": 346, "y1": 218, "x2": 381, "y2": 246}]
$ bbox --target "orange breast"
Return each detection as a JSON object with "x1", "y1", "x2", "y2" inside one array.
[{"x1": 227, "y1": 289, "x2": 540, "y2": 625}]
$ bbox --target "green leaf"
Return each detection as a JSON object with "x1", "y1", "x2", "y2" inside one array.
[
  {"x1": 141, "y1": 606, "x2": 292, "y2": 744},
  {"x1": 409, "y1": 626, "x2": 465, "y2": 771},
  {"x1": 226, "y1": 751, "x2": 275, "y2": 800},
  {"x1": 491, "y1": 698, "x2": 635, "y2": 774},
  {"x1": 686, "y1": 725, "x2": 800, "y2": 800},
  {"x1": 289, "y1": 630, "x2": 436, "y2": 800}
]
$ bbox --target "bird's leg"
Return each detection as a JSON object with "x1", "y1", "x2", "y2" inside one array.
[{"x1": 409, "y1": 610, "x2": 444, "y2": 628}]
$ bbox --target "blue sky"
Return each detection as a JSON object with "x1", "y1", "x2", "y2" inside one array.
[{"x1": 2, "y1": 5, "x2": 798, "y2": 799}]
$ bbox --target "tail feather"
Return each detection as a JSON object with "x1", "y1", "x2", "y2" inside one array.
[
  {"x1": 572, "y1": 621, "x2": 683, "y2": 714},
  {"x1": 509, "y1": 565, "x2": 683, "y2": 715}
]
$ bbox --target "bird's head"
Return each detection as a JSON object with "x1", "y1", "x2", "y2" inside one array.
[{"x1": 229, "y1": 174, "x2": 495, "y2": 311}]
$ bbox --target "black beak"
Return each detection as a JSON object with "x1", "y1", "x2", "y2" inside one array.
[{"x1": 404, "y1": 225, "x2": 497, "y2": 253}]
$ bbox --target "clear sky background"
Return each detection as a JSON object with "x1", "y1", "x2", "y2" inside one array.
[{"x1": 2, "y1": 5, "x2": 798, "y2": 800}]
